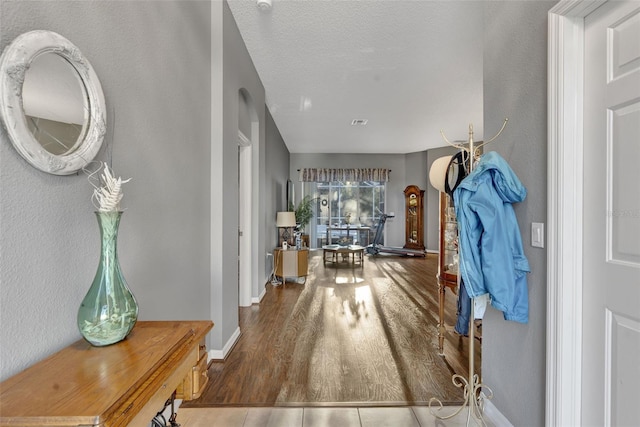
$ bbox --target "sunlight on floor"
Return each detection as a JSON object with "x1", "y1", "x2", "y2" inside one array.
[
  {"x1": 195, "y1": 252, "x2": 474, "y2": 407},
  {"x1": 385, "y1": 261, "x2": 407, "y2": 272},
  {"x1": 335, "y1": 276, "x2": 365, "y2": 284},
  {"x1": 354, "y1": 285, "x2": 371, "y2": 303}
]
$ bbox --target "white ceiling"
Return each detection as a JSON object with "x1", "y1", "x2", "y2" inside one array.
[{"x1": 227, "y1": 0, "x2": 484, "y2": 154}]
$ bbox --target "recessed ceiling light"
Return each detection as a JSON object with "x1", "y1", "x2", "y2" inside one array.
[{"x1": 351, "y1": 119, "x2": 368, "y2": 126}]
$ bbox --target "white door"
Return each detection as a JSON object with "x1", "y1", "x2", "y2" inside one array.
[{"x1": 583, "y1": 2, "x2": 640, "y2": 425}]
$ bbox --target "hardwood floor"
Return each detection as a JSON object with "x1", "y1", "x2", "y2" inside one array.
[{"x1": 183, "y1": 252, "x2": 480, "y2": 407}]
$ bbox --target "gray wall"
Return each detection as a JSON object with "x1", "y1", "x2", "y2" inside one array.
[
  {"x1": 481, "y1": 2, "x2": 555, "y2": 425},
  {"x1": 1, "y1": 4, "x2": 556, "y2": 422},
  {"x1": 0, "y1": 0, "x2": 213, "y2": 380},
  {"x1": 211, "y1": 0, "x2": 267, "y2": 349},
  {"x1": 0, "y1": 0, "x2": 278, "y2": 380},
  {"x1": 404, "y1": 151, "x2": 428, "y2": 191},
  {"x1": 264, "y1": 108, "x2": 290, "y2": 269}
]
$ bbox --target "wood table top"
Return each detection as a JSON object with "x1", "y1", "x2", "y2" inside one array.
[
  {"x1": 0, "y1": 320, "x2": 212, "y2": 427},
  {"x1": 322, "y1": 244, "x2": 366, "y2": 252}
]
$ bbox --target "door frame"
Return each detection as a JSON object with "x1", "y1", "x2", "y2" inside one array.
[
  {"x1": 546, "y1": 1, "x2": 607, "y2": 425},
  {"x1": 238, "y1": 130, "x2": 252, "y2": 307}
]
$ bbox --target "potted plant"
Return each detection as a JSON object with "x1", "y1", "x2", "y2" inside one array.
[{"x1": 290, "y1": 195, "x2": 315, "y2": 245}]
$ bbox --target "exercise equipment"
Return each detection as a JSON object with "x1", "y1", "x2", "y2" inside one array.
[{"x1": 366, "y1": 213, "x2": 426, "y2": 257}]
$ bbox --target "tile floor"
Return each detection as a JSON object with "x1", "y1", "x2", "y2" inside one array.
[{"x1": 176, "y1": 406, "x2": 496, "y2": 427}]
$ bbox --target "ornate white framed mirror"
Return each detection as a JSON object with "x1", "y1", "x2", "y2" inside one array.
[{"x1": 0, "y1": 30, "x2": 106, "y2": 175}]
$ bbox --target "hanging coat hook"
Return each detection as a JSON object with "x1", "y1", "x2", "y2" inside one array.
[{"x1": 474, "y1": 118, "x2": 509, "y2": 152}]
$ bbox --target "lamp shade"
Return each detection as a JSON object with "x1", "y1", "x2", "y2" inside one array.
[{"x1": 276, "y1": 211, "x2": 296, "y2": 227}]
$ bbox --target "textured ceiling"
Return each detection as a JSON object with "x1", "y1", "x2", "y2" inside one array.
[{"x1": 227, "y1": 0, "x2": 484, "y2": 154}]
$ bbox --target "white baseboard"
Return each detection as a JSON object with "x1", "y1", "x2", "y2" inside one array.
[
  {"x1": 483, "y1": 399, "x2": 514, "y2": 427},
  {"x1": 426, "y1": 249, "x2": 439, "y2": 254},
  {"x1": 252, "y1": 284, "x2": 267, "y2": 304},
  {"x1": 208, "y1": 326, "x2": 241, "y2": 361}
]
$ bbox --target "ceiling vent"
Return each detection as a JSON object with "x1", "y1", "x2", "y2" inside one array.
[
  {"x1": 256, "y1": 0, "x2": 272, "y2": 12},
  {"x1": 351, "y1": 119, "x2": 368, "y2": 126}
]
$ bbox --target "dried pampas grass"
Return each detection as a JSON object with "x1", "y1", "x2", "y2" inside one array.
[{"x1": 87, "y1": 162, "x2": 131, "y2": 212}]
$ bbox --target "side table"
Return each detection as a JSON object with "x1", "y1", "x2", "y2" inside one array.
[{"x1": 274, "y1": 248, "x2": 309, "y2": 284}]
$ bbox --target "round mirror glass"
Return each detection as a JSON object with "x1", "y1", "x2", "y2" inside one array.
[
  {"x1": 22, "y1": 53, "x2": 89, "y2": 156},
  {"x1": 0, "y1": 30, "x2": 106, "y2": 175}
]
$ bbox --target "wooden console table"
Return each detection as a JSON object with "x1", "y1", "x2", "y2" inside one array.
[{"x1": 0, "y1": 320, "x2": 213, "y2": 427}]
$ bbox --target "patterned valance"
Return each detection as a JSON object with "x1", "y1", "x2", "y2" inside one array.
[{"x1": 298, "y1": 168, "x2": 390, "y2": 182}]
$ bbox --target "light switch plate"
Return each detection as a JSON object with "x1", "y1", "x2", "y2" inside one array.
[{"x1": 532, "y1": 222, "x2": 544, "y2": 248}]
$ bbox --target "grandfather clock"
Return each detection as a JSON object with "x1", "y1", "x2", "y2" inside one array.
[{"x1": 403, "y1": 185, "x2": 425, "y2": 251}]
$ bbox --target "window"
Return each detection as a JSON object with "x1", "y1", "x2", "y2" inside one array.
[{"x1": 309, "y1": 181, "x2": 386, "y2": 248}]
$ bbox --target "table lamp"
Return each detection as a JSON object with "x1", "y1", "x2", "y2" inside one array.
[{"x1": 276, "y1": 211, "x2": 297, "y2": 247}]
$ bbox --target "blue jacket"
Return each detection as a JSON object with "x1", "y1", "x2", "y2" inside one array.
[{"x1": 453, "y1": 151, "x2": 530, "y2": 323}]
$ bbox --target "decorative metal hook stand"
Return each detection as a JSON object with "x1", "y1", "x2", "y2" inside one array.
[
  {"x1": 429, "y1": 119, "x2": 507, "y2": 426},
  {"x1": 440, "y1": 118, "x2": 508, "y2": 159},
  {"x1": 429, "y1": 373, "x2": 494, "y2": 426}
]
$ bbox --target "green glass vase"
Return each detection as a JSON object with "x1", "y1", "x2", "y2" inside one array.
[{"x1": 77, "y1": 211, "x2": 138, "y2": 346}]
